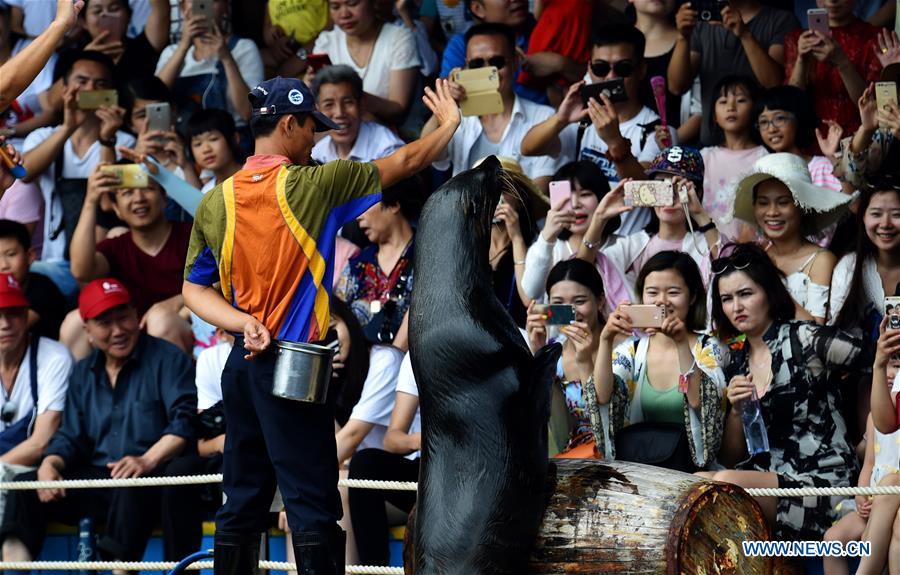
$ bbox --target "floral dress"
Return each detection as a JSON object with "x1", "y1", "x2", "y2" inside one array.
[
  {"x1": 555, "y1": 359, "x2": 593, "y2": 452},
  {"x1": 725, "y1": 321, "x2": 868, "y2": 540},
  {"x1": 583, "y1": 333, "x2": 727, "y2": 469}
]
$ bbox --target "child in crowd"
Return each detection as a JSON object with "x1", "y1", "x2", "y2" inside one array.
[
  {"x1": 699, "y1": 75, "x2": 768, "y2": 241},
  {"x1": 186, "y1": 108, "x2": 243, "y2": 194},
  {"x1": 829, "y1": 318, "x2": 900, "y2": 574}
]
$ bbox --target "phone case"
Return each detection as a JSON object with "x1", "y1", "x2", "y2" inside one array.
[
  {"x1": 534, "y1": 304, "x2": 576, "y2": 325},
  {"x1": 192, "y1": 0, "x2": 215, "y2": 19},
  {"x1": 875, "y1": 82, "x2": 898, "y2": 128},
  {"x1": 625, "y1": 304, "x2": 666, "y2": 328},
  {"x1": 100, "y1": 165, "x2": 149, "y2": 189},
  {"x1": 580, "y1": 79, "x2": 628, "y2": 105},
  {"x1": 549, "y1": 181, "x2": 572, "y2": 210},
  {"x1": 453, "y1": 67, "x2": 503, "y2": 117},
  {"x1": 887, "y1": 297, "x2": 900, "y2": 330},
  {"x1": 146, "y1": 103, "x2": 171, "y2": 133},
  {"x1": 77, "y1": 90, "x2": 118, "y2": 110},
  {"x1": 696, "y1": 0, "x2": 725, "y2": 22},
  {"x1": 807, "y1": 9, "x2": 831, "y2": 37},
  {"x1": 624, "y1": 181, "x2": 674, "y2": 207}
]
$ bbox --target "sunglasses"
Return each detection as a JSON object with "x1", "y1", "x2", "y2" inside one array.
[
  {"x1": 590, "y1": 60, "x2": 635, "y2": 78},
  {"x1": 467, "y1": 56, "x2": 508, "y2": 70},
  {"x1": 711, "y1": 247, "x2": 756, "y2": 276}
]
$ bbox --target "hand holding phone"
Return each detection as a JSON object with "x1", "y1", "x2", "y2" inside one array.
[
  {"x1": 580, "y1": 79, "x2": 627, "y2": 106},
  {"x1": 807, "y1": 8, "x2": 831, "y2": 37},
  {"x1": 549, "y1": 180, "x2": 572, "y2": 211},
  {"x1": 99, "y1": 164, "x2": 149, "y2": 189},
  {"x1": 533, "y1": 304, "x2": 576, "y2": 325},
  {"x1": 887, "y1": 297, "x2": 900, "y2": 330},
  {"x1": 77, "y1": 90, "x2": 118, "y2": 110},
  {"x1": 451, "y1": 67, "x2": 503, "y2": 117},
  {"x1": 146, "y1": 103, "x2": 172, "y2": 133},
  {"x1": 623, "y1": 304, "x2": 666, "y2": 329},
  {"x1": 624, "y1": 180, "x2": 675, "y2": 207}
]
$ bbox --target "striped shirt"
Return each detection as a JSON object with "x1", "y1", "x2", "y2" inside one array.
[{"x1": 184, "y1": 155, "x2": 381, "y2": 343}]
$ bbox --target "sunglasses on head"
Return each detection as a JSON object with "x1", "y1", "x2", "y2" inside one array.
[
  {"x1": 711, "y1": 246, "x2": 757, "y2": 276},
  {"x1": 467, "y1": 56, "x2": 508, "y2": 70},
  {"x1": 590, "y1": 60, "x2": 635, "y2": 79}
]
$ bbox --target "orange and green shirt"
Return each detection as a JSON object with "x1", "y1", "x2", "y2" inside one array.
[{"x1": 184, "y1": 155, "x2": 381, "y2": 343}]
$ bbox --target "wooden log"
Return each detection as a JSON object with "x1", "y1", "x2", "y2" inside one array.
[{"x1": 405, "y1": 458, "x2": 780, "y2": 574}]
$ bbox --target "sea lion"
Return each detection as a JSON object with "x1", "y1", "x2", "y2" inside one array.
[{"x1": 409, "y1": 156, "x2": 562, "y2": 575}]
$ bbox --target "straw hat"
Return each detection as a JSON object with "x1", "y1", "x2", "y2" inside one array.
[
  {"x1": 731, "y1": 153, "x2": 854, "y2": 233},
  {"x1": 472, "y1": 155, "x2": 550, "y2": 220}
]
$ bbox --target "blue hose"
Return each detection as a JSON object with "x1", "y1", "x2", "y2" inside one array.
[{"x1": 168, "y1": 550, "x2": 214, "y2": 575}]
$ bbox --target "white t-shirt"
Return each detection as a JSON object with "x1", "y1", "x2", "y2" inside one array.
[
  {"x1": 396, "y1": 352, "x2": 421, "y2": 460},
  {"x1": 195, "y1": 342, "x2": 233, "y2": 410},
  {"x1": 154, "y1": 38, "x2": 264, "y2": 125},
  {"x1": 0, "y1": 337, "x2": 72, "y2": 434},
  {"x1": 349, "y1": 345, "x2": 403, "y2": 453},
  {"x1": 23, "y1": 127, "x2": 136, "y2": 263},
  {"x1": 313, "y1": 23, "x2": 421, "y2": 100},
  {"x1": 312, "y1": 121, "x2": 404, "y2": 164}
]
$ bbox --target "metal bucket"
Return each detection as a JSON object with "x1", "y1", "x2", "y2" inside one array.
[{"x1": 271, "y1": 340, "x2": 337, "y2": 404}]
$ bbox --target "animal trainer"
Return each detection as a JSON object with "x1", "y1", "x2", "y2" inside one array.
[{"x1": 182, "y1": 76, "x2": 461, "y2": 575}]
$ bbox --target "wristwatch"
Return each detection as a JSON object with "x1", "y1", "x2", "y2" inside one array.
[
  {"x1": 98, "y1": 136, "x2": 116, "y2": 148},
  {"x1": 697, "y1": 221, "x2": 716, "y2": 233}
]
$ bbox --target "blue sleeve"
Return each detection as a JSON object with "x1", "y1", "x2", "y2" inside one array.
[
  {"x1": 144, "y1": 157, "x2": 203, "y2": 217},
  {"x1": 159, "y1": 347, "x2": 198, "y2": 440},
  {"x1": 45, "y1": 373, "x2": 91, "y2": 466},
  {"x1": 440, "y1": 34, "x2": 466, "y2": 78}
]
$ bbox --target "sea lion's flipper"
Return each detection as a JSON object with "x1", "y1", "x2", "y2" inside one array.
[{"x1": 524, "y1": 343, "x2": 562, "y2": 424}]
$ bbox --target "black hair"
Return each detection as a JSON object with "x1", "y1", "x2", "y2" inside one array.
[
  {"x1": 249, "y1": 112, "x2": 310, "y2": 139},
  {"x1": 381, "y1": 175, "x2": 427, "y2": 223},
  {"x1": 464, "y1": 23, "x2": 517, "y2": 56},
  {"x1": 186, "y1": 108, "x2": 243, "y2": 163},
  {"x1": 590, "y1": 23, "x2": 646, "y2": 62},
  {"x1": 546, "y1": 258, "x2": 605, "y2": 299},
  {"x1": 707, "y1": 75, "x2": 761, "y2": 147},
  {"x1": 122, "y1": 76, "x2": 173, "y2": 106},
  {"x1": 312, "y1": 65, "x2": 364, "y2": 101},
  {"x1": 55, "y1": 50, "x2": 116, "y2": 84},
  {"x1": 551, "y1": 161, "x2": 613, "y2": 242},
  {"x1": 754, "y1": 85, "x2": 818, "y2": 151},
  {"x1": 835, "y1": 184, "x2": 900, "y2": 330},
  {"x1": 0, "y1": 219, "x2": 31, "y2": 251},
  {"x1": 82, "y1": 0, "x2": 131, "y2": 15},
  {"x1": 635, "y1": 251, "x2": 707, "y2": 331},
  {"x1": 711, "y1": 243, "x2": 795, "y2": 340},
  {"x1": 329, "y1": 298, "x2": 370, "y2": 426}
]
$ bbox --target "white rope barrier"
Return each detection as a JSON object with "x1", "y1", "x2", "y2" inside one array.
[
  {"x1": 0, "y1": 561, "x2": 403, "y2": 574},
  {"x1": 8, "y1": 473, "x2": 900, "y2": 498}
]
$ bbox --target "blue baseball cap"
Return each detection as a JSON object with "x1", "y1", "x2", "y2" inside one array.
[{"x1": 248, "y1": 77, "x2": 339, "y2": 132}]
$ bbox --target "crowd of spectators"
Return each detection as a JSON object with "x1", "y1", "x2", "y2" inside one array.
[{"x1": 0, "y1": 0, "x2": 899, "y2": 571}]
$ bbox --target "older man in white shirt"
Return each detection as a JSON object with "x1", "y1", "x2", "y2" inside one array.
[
  {"x1": 311, "y1": 66, "x2": 405, "y2": 164},
  {"x1": 421, "y1": 23, "x2": 561, "y2": 190}
]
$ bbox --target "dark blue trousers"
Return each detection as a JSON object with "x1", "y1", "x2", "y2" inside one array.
[{"x1": 215, "y1": 343, "x2": 341, "y2": 535}]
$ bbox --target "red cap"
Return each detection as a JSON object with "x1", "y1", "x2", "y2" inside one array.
[
  {"x1": 0, "y1": 273, "x2": 29, "y2": 310},
  {"x1": 79, "y1": 278, "x2": 131, "y2": 320}
]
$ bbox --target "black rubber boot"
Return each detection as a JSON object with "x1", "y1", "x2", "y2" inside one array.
[
  {"x1": 214, "y1": 531, "x2": 260, "y2": 575},
  {"x1": 293, "y1": 527, "x2": 345, "y2": 575}
]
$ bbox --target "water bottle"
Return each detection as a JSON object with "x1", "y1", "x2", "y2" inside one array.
[
  {"x1": 739, "y1": 386, "x2": 770, "y2": 455},
  {"x1": 77, "y1": 517, "x2": 94, "y2": 575}
]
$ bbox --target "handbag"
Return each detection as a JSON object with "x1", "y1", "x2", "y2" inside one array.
[
  {"x1": 362, "y1": 269, "x2": 411, "y2": 345},
  {"x1": 614, "y1": 421, "x2": 697, "y2": 472}
]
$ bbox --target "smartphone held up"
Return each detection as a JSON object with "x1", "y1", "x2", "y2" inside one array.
[{"x1": 533, "y1": 304, "x2": 576, "y2": 325}]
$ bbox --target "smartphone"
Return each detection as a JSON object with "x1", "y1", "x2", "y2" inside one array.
[
  {"x1": 77, "y1": 89, "x2": 118, "y2": 110},
  {"x1": 98, "y1": 11, "x2": 123, "y2": 40},
  {"x1": 307, "y1": 53, "x2": 332, "y2": 73},
  {"x1": 146, "y1": 102, "x2": 171, "y2": 133},
  {"x1": 581, "y1": 78, "x2": 628, "y2": 106},
  {"x1": 491, "y1": 196, "x2": 505, "y2": 225},
  {"x1": 533, "y1": 304, "x2": 576, "y2": 325},
  {"x1": 875, "y1": 82, "x2": 898, "y2": 128},
  {"x1": 807, "y1": 8, "x2": 831, "y2": 37},
  {"x1": 191, "y1": 0, "x2": 215, "y2": 20},
  {"x1": 694, "y1": 0, "x2": 728, "y2": 22},
  {"x1": 624, "y1": 180, "x2": 675, "y2": 207},
  {"x1": 100, "y1": 164, "x2": 149, "y2": 189},
  {"x1": 887, "y1": 297, "x2": 900, "y2": 330},
  {"x1": 549, "y1": 180, "x2": 572, "y2": 211},
  {"x1": 452, "y1": 67, "x2": 503, "y2": 117},
  {"x1": 624, "y1": 304, "x2": 666, "y2": 329}
]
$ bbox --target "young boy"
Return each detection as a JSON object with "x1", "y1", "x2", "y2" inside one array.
[{"x1": 0, "y1": 219, "x2": 66, "y2": 339}]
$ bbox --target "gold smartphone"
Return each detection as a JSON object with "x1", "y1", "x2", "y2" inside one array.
[
  {"x1": 452, "y1": 67, "x2": 503, "y2": 117},
  {"x1": 624, "y1": 304, "x2": 666, "y2": 329},
  {"x1": 875, "y1": 82, "x2": 898, "y2": 128},
  {"x1": 100, "y1": 164, "x2": 149, "y2": 189},
  {"x1": 77, "y1": 89, "x2": 118, "y2": 110}
]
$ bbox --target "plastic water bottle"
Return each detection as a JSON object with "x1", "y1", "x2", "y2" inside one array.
[
  {"x1": 740, "y1": 386, "x2": 770, "y2": 455},
  {"x1": 77, "y1": 517, "x2": 94, "y2": 575}
]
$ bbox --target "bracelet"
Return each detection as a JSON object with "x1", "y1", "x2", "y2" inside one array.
[
  {"x1": 696, "y1": 221, "x2": 715, "y2": 233},
  {"x1": 98, "y1": 136, "x2": 116, "y2": 148},
  {"x1": 582, "y1": 237, "x2": 601, "y2": 250},
  {"x1": 514, "y1": 260, "x2": 526, "y2": 266}
]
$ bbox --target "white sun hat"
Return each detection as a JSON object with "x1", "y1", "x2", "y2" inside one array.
[{"x1": 731, "y1": 153, "x2": 854, "y2": 233}]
